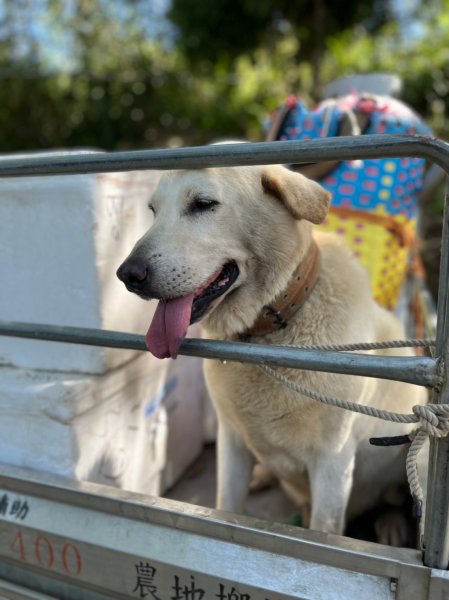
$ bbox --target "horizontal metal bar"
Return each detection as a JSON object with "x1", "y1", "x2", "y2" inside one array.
[
  {"x1": 0, "y1": 321, "x2": 438, "y2": 387},
  {"x1": 0, "y1": 135, "x2": 448, "y2": 178}
]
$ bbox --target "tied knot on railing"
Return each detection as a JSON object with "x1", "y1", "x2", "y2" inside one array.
[
  {"x1": 404, "y1": 406, "x2": 449, "y2": 527},
  {"x1": 412, "y1": 404, "x2": 449, "y2": 438}
]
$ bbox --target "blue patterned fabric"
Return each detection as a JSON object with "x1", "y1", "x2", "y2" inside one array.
[{"x1": 275, "y1": 95, "x2": 432, "y2": 219}]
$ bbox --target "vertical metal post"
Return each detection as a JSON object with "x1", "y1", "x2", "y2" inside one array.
[{"x1": 424, "y1": 178, "x2": 449, "y2": 568}]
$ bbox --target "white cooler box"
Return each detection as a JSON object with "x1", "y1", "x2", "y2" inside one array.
[
  {"x1": 0, "y1": 151, "x2": 208, "y2": 495},
  {"x1": 0, "y1": 152, "x2": 162, "y2": 374},
  {"x1": 0, "y1": 352, "x2": 205, "y2": 496}
]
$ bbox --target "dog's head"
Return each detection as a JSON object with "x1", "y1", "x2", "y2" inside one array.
[{"x1": 117, "y1": 165, "x2": 330, "y2": 358}]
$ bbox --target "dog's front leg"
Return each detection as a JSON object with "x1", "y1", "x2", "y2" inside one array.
[
  {"x1": 216, "y1": 420, "x2": 254, "y2": 513},
  {"x1": 308, "y1": 449, "x2": 356, "y2": 535}
]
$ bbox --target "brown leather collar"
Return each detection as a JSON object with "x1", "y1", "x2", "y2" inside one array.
[{"x1": 241, "y1": 240, "x2": 321, "y2": 338}]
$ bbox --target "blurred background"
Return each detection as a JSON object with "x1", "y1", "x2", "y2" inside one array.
[
  {"x1": 1, "y1": 0, "x2": 447, "y2": 151},
  {"x1": 0, "y1": 0, "x2": 447, "y2": 295}
]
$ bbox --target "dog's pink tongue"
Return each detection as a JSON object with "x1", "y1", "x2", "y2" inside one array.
[{"x1": 146, "y1": 294, "x2": 194, "y2": 359}]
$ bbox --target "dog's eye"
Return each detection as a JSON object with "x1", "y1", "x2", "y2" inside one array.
[
  {"x1": 148, "y1": 203, "x2": 155, "y2": 214},
  {"x1": 188, "y1": 197, "x2": 220, "y2": 215}
]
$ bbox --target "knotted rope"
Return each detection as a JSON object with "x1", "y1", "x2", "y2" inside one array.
[{"x1": 258, "y1": 337, "x2": 445, "y2": 534}]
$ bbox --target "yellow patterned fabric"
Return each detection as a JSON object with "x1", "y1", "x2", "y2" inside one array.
[{"x1": 318, "y1": 208, "x2": 416, "y2": 310}]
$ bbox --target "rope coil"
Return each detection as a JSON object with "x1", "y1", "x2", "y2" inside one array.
[{"x1": 258, "y1": 337, "x2": 442, "y2": 534}]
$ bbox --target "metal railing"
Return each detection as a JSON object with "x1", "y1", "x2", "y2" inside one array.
[{"x1": 1, "y1": 134, "x2": 449, "y2": 570}]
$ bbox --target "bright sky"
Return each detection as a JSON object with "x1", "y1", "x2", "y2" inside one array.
[{"x1": 0, "y1": 0, "x2": 173, "y2": 71}]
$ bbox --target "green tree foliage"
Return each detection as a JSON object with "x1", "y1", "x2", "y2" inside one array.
[
  {"x1": 168, "y1": 0, "x2": 391, "y2": 96},
  {"x1": 0, "y1": 0, "x2": 311, "y2": 150},
  {"x1": 168, "y1": 0, "x2": 390, "y2": 65},
  {"x1": 0, "y1": 0, "x2": 191, "y2": 149},
  {"x1": 321, "y1": 4, "x2": 449, "y2": 139},
  {"x1": 0, "y1": 0, "x2": 447, "y2": 153}
]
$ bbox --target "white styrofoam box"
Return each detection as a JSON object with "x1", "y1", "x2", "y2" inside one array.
[
  {"x1": 0, "y1": 151, "x2": 160, "y2": 374},
  {"x1": 161, "y1": 349, "x2": 209, "y2": 492},
  {"x1": 0, "y1": 351, "x2": 205, "y2": 496}
]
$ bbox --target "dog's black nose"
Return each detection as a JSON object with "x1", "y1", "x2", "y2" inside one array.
[{"x1": 116, "y1": 258, "x2": 149, "y2": 292}]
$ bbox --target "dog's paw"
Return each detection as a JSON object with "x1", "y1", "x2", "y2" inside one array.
[
  {"x1": 374, "y1": 508, "x2": 411, "y2": 547},
  {"x1": 249, "y1": 463, "x2": 277, "y2": 492}
]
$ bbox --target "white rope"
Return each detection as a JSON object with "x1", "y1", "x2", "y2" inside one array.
[
  {"x1": 405, "y1": 431, "x2": 428, "y2": 532},
  {"x1": 260, "y1": 364, "x2": 449, "y2": 435},
  {"x1": 285, "y1": 337, "x2": 435, "y2": 352},
  {"x1": 258, "y1": 337, "x2": 444, "y2": 528}
]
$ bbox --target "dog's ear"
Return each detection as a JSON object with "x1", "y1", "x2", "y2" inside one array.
[{"x1": 261, "y1": 165, "x2": 331, "y2": 224}]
